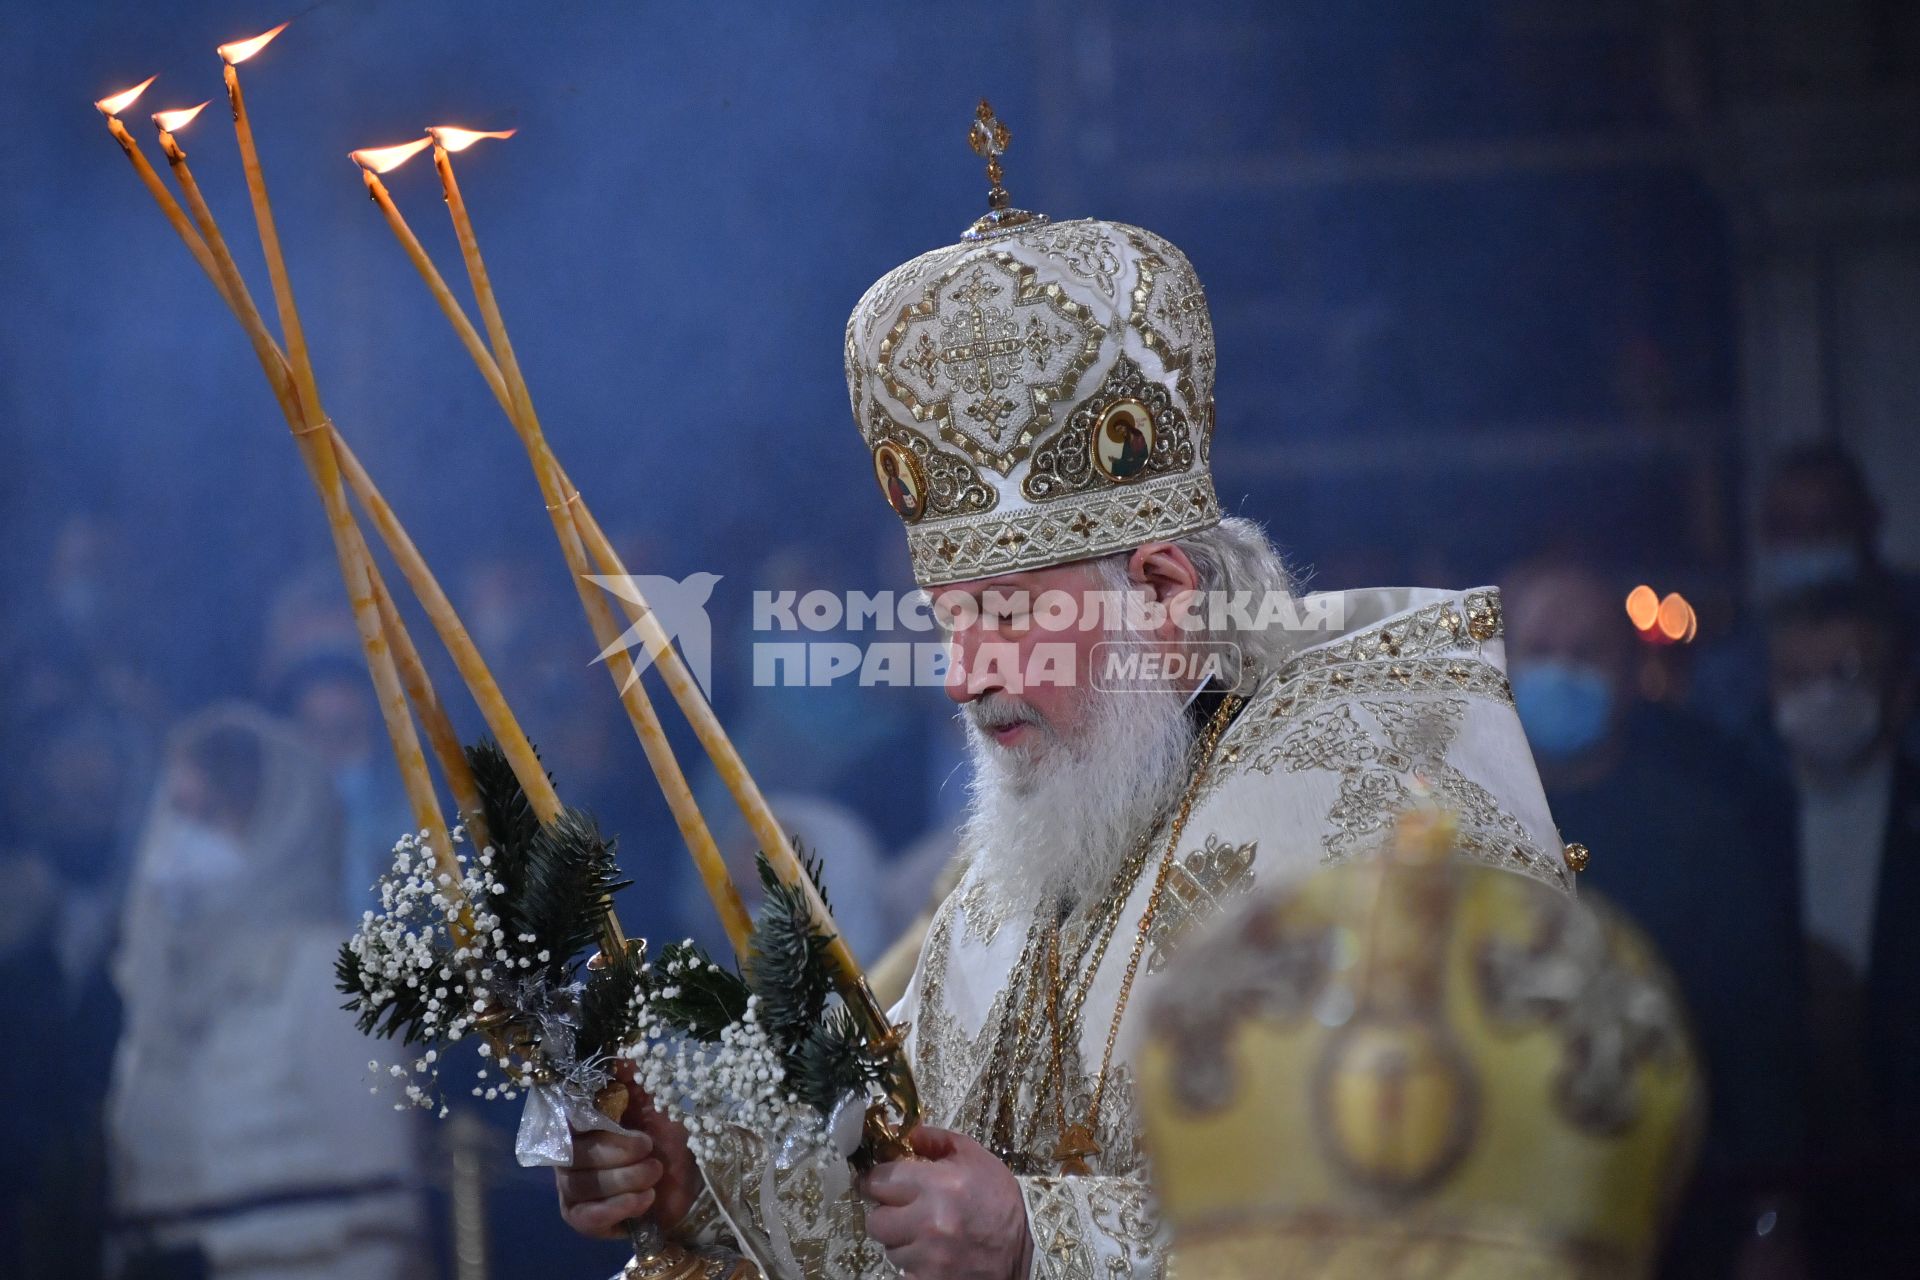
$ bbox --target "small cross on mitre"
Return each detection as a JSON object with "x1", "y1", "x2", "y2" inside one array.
[
  {"x1": 961, "y1": 98, "x2": 1048, "y2": 241},
  {"x1": 969, "y1": 99, "x2": 1013, "y2": 210}
]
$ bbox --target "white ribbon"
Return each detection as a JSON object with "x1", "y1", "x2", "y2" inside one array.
[{"x1": 513, "y1": 1080, "x2": 637, "y2": 1168}]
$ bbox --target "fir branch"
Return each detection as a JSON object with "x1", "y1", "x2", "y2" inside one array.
[
  {"x1": 748, "y1": 847, "x2": 836, "y2": 1050},
  {"x1": 468, "y1": 736, "x2": 627, "y2": 980},
  {"x1": 500, "y1": 807, "x2": 631, "y2": 983},
  {"x1": 791, "y1": 1004, "x2": 881, "y2": 1115},
  {"x1": 642, "y1": 940, "x2": 751, "y2": 1041},
  {"x1": 466, "y1": 738, "x2": 545, "y2": 857},
  {"x1": 766, "y1": 839, "x2": 836, "y2": 920},
  {"x1": 576, "y1": 942, "x2": 646, "y2": 1065}
]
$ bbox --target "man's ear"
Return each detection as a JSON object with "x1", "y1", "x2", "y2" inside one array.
[{"x1": 1127, "y1": 543, "x2": 1200, "y2": 641}]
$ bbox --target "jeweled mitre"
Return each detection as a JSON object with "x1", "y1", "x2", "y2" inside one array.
[{"x1": 844, "y1": 121, "x2": 1220, "y2": 587}]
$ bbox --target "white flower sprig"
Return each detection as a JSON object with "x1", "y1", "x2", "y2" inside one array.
[
  {"x1": 619, "y1": 948, "x2": 827, "y2": 1161},
  {"x1": 346, "y1": 824, "x2": 550, "y2": 1114}
]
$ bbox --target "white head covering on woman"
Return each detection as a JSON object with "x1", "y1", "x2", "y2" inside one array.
[{"x1": 108, "y1": 703, "x2": 424, "y2": 1278}]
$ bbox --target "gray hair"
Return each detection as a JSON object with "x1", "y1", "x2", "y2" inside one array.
[{"x1": 1091, "y1": 516, "x2": 1299, "y2": 694}]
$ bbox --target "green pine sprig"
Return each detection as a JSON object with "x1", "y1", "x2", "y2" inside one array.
[
  {"x1": 791, "y1": 1003, "x2": 883, "y2": 1116},
  {"x1": 628, "y1": 845, "x2": 884, "y2": 1119},
  {"x1": 638, "y1": 939, "x2": 752, "y2": 1041},
  {"x1": 743, "y1": 844, "x2": 887, "y2": 1117},
  {"x1": 465, "y1": 739, "x2": 630, "y2": 985},
  {"x1": 335, "y1": 935, "x2": 458, "y2": 1044},
  {"x1": 747, "y1": 846, "x2": 837, "y2": 1049},
  {"x1": 466, "y1": 738, "x2": 544, "y2": 860}
]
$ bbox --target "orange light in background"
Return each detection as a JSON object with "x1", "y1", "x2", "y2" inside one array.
[
  {"x1": 218, "y1": 21, "x2": 290, "y2": 66},
  {"x1": 1627, "y1": 583, "x2": 1697, "y2": 646},
  {"x1": 152, "y1": 102, "x2": 210, "y2": 134},
  {"x1": 94, "y1": 76, "x2": 157, "y2": 118},
  {"x1": 426, "y1": 126, "x2": 516, "y2": 153},
  {"x1": 350, "y1": 137, "x2": 435, "y2": 174},
  {"x1": 1656, "y1": 592, "x2": 1697, "y2": 643},
  {"x1": 1625, "y1": 584, "x2": 1659, "y2": 633}
]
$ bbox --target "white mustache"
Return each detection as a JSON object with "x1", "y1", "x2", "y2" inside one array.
[{"x1": 964, "y1": 694, "x2": 1048, "y2": 735}]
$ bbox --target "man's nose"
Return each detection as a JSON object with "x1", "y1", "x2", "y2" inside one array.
[{"x1": 944, "y1": 630, "x2": 1006, "y2": 705}]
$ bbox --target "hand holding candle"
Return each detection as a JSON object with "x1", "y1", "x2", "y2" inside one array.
[{"x1": 96, "y1": 30, "x2": 755, "y2": 1280}]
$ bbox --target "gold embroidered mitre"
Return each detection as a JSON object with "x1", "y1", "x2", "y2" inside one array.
[
  {"x1": 844, "y1": 101, "x2": 1220, "y2": 587},
  {"x1": 1138, "y1": 827, "x2": 1703, "y2": 1279}
]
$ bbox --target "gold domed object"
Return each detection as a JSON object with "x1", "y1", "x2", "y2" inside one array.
[
  {"x1": 1565, "y1": 841, "x2": 1591, "y2": 873},
  {"x1": 1140, "y1": 820, "x2": 1701, "y2": 1279}
]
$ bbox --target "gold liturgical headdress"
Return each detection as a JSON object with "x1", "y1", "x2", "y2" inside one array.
[
  {"x1": 1139, "y1": 811, "x2": 1703, "y2": 1279},
  {"x1": 845, "y1": 101, "x2": 1220, "y2": 587}
]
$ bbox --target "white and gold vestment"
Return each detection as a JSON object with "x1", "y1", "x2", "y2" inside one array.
[
  {"x1": 686, "y1": 585, "x2": 1569, "y2": 1278},
  {"x1": 676, "y1": 108, "x2": 1577, "y2": 1279}
]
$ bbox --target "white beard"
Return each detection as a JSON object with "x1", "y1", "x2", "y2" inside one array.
[{"x1": 960, "y1": 682, "x2": 1197, "y2": 916}]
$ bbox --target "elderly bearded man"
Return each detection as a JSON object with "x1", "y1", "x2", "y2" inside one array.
[{"x1": 555, "y1": 112, "x2": 1572, "y2": 1280}]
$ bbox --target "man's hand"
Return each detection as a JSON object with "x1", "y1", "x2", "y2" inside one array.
[
  {"x1": 861, "y1": 1126, "x2": 1033, "y2": 1280},
  {"x1": 555, "y1": 1086, "x2": 704, "y2": 1240}
]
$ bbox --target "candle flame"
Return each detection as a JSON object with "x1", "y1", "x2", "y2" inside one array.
[
  {"x1": 94, "y1": 76, "x2": 157, "y2": 118},
  {"x1": 218, "y1": 20, "x2": 290, "y2": 66},
  {"x1": 152, "y1": 102, "x2": 211, "y2": 134},
  {"x1": 350, "y1": 136, "x2": 435, "y2": 174},
  {"x1": 427, "y1": 126, "x2": 517, "y2": 153}
]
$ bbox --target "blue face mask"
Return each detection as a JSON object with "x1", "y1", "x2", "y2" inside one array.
[{"x1": 1512, "y1": 661, "x2": 1615, "y2": 760}]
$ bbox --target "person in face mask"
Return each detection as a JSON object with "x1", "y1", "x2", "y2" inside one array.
[
  {"x1": 1692, "y1": 442, "x2": 1920, "y2": 761},
  {"x1": 1503, "y1": 556, "x2": 1807, "y2": 1277},
  {"x1": 1770, "y1": 587, "x2": 1910, "y2": 789},
  {"x1": 1764, "y1": 583, "x2": 1920, "y2": 1277},
  {"x1": 1505, "y1": 561, "x2": 1633, "y2": 782},
  {"x1": 106, "y1": 704, "x2": 429, "y2": 1280},
  {"x1": 1756, "y1": 444, "x2": 1883, "y2": 603}
]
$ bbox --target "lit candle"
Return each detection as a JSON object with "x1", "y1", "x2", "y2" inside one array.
[
  {"x1": 137, "y1": 112, "x2": 543, "y2": 854},
  {"x1": 350, "y1": 138, "x2": 512, "y2": 414},
  {"x1": 218, "y1": 22, "x2": 319, "y2": 422},
  {"x1": 101, "y1": 77, "x2": 467, "y2": 884},
  {"x1": 142, "y1": 75, "x2": 563, "y2": 850},
  {"x1": 212, "y1": 21, "x2": 458, "y2": 887},
  {"x1": 95, "y1": 79, "x2": 233, "y2": 312},
  {"x1": 418, "y1": 128, "x2": 758, "y2": 958},
  {"x1": 149, "y1": 110, "x2": 556, "y2": 836}
]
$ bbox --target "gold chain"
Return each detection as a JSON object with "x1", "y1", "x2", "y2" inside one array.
[
  {"x1": 1045, "y1": 693, "x2": 1243, "y2": 1172},
  {"x1": 986, "y1": 786, "x2": 1170, "y2": 1161},
  {"x1": 985, "y1": 924, "x2": 1050, "y2": 1160}
]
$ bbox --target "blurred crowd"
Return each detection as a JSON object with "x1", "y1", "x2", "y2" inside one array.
[
  {"x1": 1499, "y1": 443, "x2": 1920, "y2": 1276},
  {"x1": 2, "y1": 438, "x2": 1915, "y2": 1279},
  {"x1": 0, "y1": 509, "x2": 962, "y2": 1280}
]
